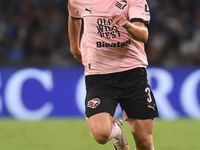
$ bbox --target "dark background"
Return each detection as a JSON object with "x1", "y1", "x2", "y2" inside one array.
[{"x1": 0, "y1": 0, "x2": 199, "y2": 66}]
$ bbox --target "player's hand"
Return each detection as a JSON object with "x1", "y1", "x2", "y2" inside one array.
[
  {"x1": 111, "y1": 13, "x2": 127, "y2": 28},
  {"x1": 71, "y1": 48, "x2": 82, "y2": 62}
]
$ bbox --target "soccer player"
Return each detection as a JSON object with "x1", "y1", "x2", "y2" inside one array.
[{"x1": 68, "y1": 0, "x2": 159, "y2": 149}]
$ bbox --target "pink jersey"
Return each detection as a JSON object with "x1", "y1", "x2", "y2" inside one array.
[{"x1": 68, "y1": 0, "x2": 150, "y2": 75}]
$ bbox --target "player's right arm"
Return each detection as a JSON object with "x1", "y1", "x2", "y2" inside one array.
[
  {"x1": 68, "y1": 15, "x2": 82, "y2": 62},
  {"x1": 68, "y1": 0, "x2": 82, "y2": 62}
]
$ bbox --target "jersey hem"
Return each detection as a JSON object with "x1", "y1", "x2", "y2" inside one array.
[{"x1": 84, "y1": 65, "x2": 147, "y2": 76}]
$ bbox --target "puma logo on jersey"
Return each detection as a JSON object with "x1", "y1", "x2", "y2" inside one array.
[
  {"x1": 148, "y1": 104, "x2": 156, "y2": 111},
  {"x1": 85, "y1": 7, "x2": 92, "y2": 14},
  {"x1": 115, "y1": 0, "x2": 127, "y2": 10}
]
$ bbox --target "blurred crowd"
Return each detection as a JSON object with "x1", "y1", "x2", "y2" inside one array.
[
  {"x1": 0, "y1": 0, "x2": 199, "y2": 67},
  {"x1": 147, "y1": 0, "x2": 200, "y2": 66},
  {"x1": 0, "y1": 0, "x2": 77, "y2": 66}
]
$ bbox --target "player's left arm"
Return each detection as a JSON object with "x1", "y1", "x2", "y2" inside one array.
[{"x1": 111, "y1": 13, "x2": 148, "y2": 43}]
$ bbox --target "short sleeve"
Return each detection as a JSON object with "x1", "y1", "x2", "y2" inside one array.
[
  {"x1": 128, "y1": 0, "x2": 150, "y2": 26},
  {"x1": 68, "y1": 0, "x2": 82, "y2": 19}
]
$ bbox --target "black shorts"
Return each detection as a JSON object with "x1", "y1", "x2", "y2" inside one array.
[{"x1": 85, "y1": 67, "x2": 159, "y2": 120}]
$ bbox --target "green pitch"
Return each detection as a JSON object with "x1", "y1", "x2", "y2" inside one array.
[{"x1": 0, "y1": 119, "x2": 199, "y2": 150}]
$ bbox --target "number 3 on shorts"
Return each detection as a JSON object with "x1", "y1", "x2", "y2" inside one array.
[{"x1": 145, "y1": 87, "x2": 152, "y2": 103}]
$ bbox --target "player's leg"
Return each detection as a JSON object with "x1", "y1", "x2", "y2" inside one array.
[
  {"x1": 85, "y1": 74, "x2": 116, "y2": 144},
  {"x1": 85, "y1": 72, "x2": 131, "y2": 149},
  {"x1": 127, "y1": 118, "x2": 154, "y2": 150},
  {"x1": 85, "y1": 95, "x2": 120, "y2": 145},
  {"x1": 87, "y1": 113, "x2": 130, "y2": 150},
  {"x1": 86, "y1": 98, "x2": 130, "y2": 149},
  {"x1": 112, "y1": 118, "x2": 130, "y2": 150},
  {"x1": 85, "y1": 73, "x2": 128, "y2": 146},
  {"x1": 118, "y1": 68, "x2": 159, "y2": 150},
  {"x1": 87, "y1": 112, "x2": 113, "y2": 144}
]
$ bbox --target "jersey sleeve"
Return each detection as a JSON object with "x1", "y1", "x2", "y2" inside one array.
[
  {"x1": 128, "y1": 0, "x2": 150, "y2": 27},
  {"x1": 68, "y1": 0, "x2": 82, "y2": 19}
]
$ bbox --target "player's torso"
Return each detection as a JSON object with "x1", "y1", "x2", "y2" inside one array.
[
  {"x1": 70, "y1": 0, "x2": 148, "y2": 75},
  {"x1": 73, "y1": 0, "x2": 130, "y2": 41}
]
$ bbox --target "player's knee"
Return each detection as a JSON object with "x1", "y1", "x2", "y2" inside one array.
[
  {"x1": 136, "y1": 137, "x2": 153, "y2": 150},
  {"x1": 91, "y1": 128, "x2": 110, "y2": 144}
]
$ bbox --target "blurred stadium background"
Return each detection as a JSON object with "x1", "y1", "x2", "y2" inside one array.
[{"x1": 0, "y1": 0, "x2": 200, "y2": 149}]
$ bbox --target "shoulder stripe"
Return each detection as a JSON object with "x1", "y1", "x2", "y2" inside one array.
[
  {"x1": 71, "y1": 16, "x2": 82, "y2": 20},
  {"x1": 130, "y1": 18, "x2": 149, "y2": 29}
]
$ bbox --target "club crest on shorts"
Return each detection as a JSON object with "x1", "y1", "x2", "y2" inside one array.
[{"x1": 87, "y1": 98, "x2": 101, "y2": 109}]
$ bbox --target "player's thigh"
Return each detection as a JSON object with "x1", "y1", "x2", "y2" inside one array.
[
  {"x1": 87, "y1": 112, "x2": 113, "y2": 137},
  {"x1": 127, "y1": 118, "x2": 154, "y2": 142},
  {"x1": 85, "y1": 74, "x2": 119, "y2": 119}
]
